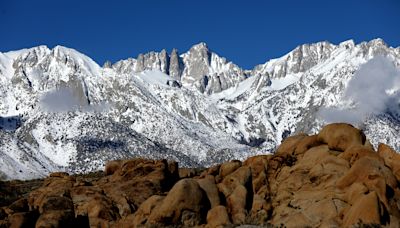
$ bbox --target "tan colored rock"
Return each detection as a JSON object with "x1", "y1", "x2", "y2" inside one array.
[
  {"x1": 148, "y1": 179, "x2": 209, "y2": 226},
  {"x1": 364, "y1": 139, "x2": 376, "y2": 151},
  {"x1": 4, "y1": 124, "x2": 400, "y2": 227},
  {"x1": 87, "y1": 196, "x2": 120, "y2": 227},
  {"x1": 250, "y1": 193, "x2": 270, "y2": 225},
  {"x1": 196, "y1": 175, "x2": 220, "y2": 208},
  {"x1": 101, "y1": 158, "x2": 179, "y2": 217},
  {"x1": 274, "y1": 145, "x2": 336, "y2": 193},
  {"x1": 227, "y1": 185, "x2": 247, "y2": 225},
  {"x1": 317, "y1": 123, "x2": 365, "y2": 151},
  {"x1": 276, "y1": 133, "x2": 308, "y2": 156},
  {"x1": 8, "y1": 198, "x2": 29, "y2": 213},
  {"x1": 302, "y1": 198, "x2": 345, "y2": 226},
  {"x1": 338, "y1": 144, "x2": 382, "y2": 165},
  {"x1": 218, "y1": 166, "x2": 251, "y2": 197},
  {"x1": 28, "y1": 177, "x2": 75, "y2": 213},
  {"x1": 219, "y1": 160, "x2": 242, "y2": 179},
  {"x1": 131, "y1": 195, "x2": 164, "y2": 226},
  {"x1": 272, "y1": 189, "x2": 349, "y2": 227},
  {"x1": 178, "y1": 168, "x2": 197, "y2": 178},
  {"x1": 279, "y1": 212, "x2": 312, "y2": 227},
  {"x1": 243, "y1": 155, "x2": 269, "y2": 174},
  {"x1": 342, "y1": 191, "x2": 383, "y2": 226},
  {"x1": 343, "y1": 182, "x2": 369, "y2": 205},
  {"x1": 294, "y1": 134, "x2": 322, "y2": 156},
  {"x1": 104, "y1": 160, "x2": 123, "y2": 175},
  {"x1": 110, "y1": 159, "x2": 174, "y2": 183},
  {"x1": 252, "y1": 171, "x2": 267, "y2": 196},
  {"x1": 266, "y1": 155, "x2": 286, "y2": 179},
  {"x1": 49, "y1": 172, "x2": 70, "y2": 178},
  {"x1": 378, "y1": 143, "x2": 400, "y2": 181},
  {"x1": 168, "y1": 161, "x2": 179, "y2": 177},
  {"x1": 271, "y1": 139, "x2": 352, "y2": 227},
  {"x1": 70, "y1": 186, "x2": 104, "y2": 217},
  {"x1": 112, "y1": 195, "x2": 164, "y2": 227},
  {"x1": 291, "y1": 144, "x2": 335, "y2": 172},
  {"x1": 243, "y1": 155, "x2": 269, "y2": 193},
  {"x1": 306, "y1": 149, "x2": 350, "y2": 188},
  {"x1": 7, "y1": 212, "x2": 37, "y2": 228},
  {"x1": 337, "y1": 157, "x2": 397, "y2": 203},
  {"x1": 35, "y1": 210, "x2": 74, "y2": 228},
  {"x1": 40, "y1": 196, "x2": 74, "y2": 213},
  {"x1": 200, "y1": 164, "x2": 220, "y2": 178},
  {"x1": 389, "y1": 215, "x2": 400, "y2": 228},
  {"x1": 206, "y1": 205, "x2": 231, "y2": 227}
]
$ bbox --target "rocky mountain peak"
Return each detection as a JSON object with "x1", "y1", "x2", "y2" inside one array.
[
  {"x1": 252, "y1": 41, "x2": 337, "y2": 78},
  {"x1": 367, "y1": 38, "x2": 388, "y2": 47},
  {"x1": 0, "y1": 39, "x2": 399, "y2": 181},
  {"x1": 190, "y1": 42, "x2": 210, "y2": 52},
  {"x1": 103, "y1": 60, "x2": 112, "y2": 68},
  {"x1": 338, "y1": 39, "x2": 355, "y2": 49},
  {"x1": 169, "y1": 48, "x2": 182, "y2": 80}
]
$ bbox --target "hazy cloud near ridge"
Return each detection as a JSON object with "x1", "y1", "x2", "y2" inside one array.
[
  {"x1": 39, "y1": 87, "x2": 110, "y2": 113},
  {"x1": 319, "y1": 56, "x2": 400, "y2": 125}
]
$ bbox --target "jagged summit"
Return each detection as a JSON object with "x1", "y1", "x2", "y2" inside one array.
[
  {"x1": 189, "y1": 41, "x2": 210, "y2": 50},
  {"x1": 0, "y1": 38, "x2": 399, "y2": 180}
]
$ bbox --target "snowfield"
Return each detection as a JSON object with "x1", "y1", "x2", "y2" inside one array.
[{"x1": 0, "y1": 38, "x2": 399, "y2": 180}]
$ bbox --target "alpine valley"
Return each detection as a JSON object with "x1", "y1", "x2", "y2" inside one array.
[{"x1": 1, "y1": 39, "x2": 400, "y2": 180}]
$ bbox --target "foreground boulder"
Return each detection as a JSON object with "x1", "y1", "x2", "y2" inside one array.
[
  {"x1": 1, "y1": 123, "x2": 400, "y2": 227},
  {"x1": 318, "y1": 123, "x2": 366, "y2": 151},
  {"x1": 147, "y1": 178, "x2": 210, "y2": 226}
]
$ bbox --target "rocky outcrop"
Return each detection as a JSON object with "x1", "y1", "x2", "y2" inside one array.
[
  {"x1": 134, "y1": 50, "x2": 169, "y2": 74},
  {"x1": 180, "y1": 42, "x2": 247, "y2": 94},
  {"x1": 1, "y1": 123, "x2": 400, "y2": 227},
  {"x1": 2, "y1": 39, "x2": 400, "y2": 181},
  {"x1": 169, "y1": 48, "x2": 183, "y2": 80},
  {"x1": 252, "y1": 41, "x2": 336, "y2": 78}
]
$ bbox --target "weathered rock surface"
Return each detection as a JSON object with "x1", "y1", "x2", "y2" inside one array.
[{"x1": 1, "y1": 123, "x2": 400, "y2": 227}]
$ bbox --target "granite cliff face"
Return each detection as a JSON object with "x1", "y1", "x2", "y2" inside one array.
[
  {"x1": 1, "y1": 123, "x2": 400, "y2": 227},
  {"x1": 113, "y1": 42, "x2": 247, "y2": 94},
  {"x1": 0, "y1": 39, "x2": 400, "y2": 179}
]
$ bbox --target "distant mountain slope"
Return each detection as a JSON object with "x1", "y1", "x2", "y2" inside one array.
[{"x1": 0, "y1": 39, "x2": 399, "y2": 179}]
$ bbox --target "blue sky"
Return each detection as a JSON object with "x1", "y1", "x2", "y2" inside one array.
[{"x1": 0, "y1": 0, "x2": 399, "y2": 69}]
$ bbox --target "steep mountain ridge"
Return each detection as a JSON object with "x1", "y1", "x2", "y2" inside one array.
[
  {"x1": 1, "y1": 39, "x2": 399, "y2": 180},
  {"x1": 112, "y1": 42, "x2": 248, "y2": 94}
]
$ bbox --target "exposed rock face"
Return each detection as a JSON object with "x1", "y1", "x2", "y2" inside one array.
[
  {"x1": 1, "y1": 123, "x2": 400, "y2": 227},
  {"x1": 180, "y1": 42, "x2": 248, "y2": 94},
  {"x1": 252, "y1": 41, "x2": 336, "y2": 78},
  {"x1": 112, "y1": 42, "x2": 247, "y2": 95},
  {"x1": 147, "y1": 179, "x2": 209, "y2": 226},
  {"x1": 317, "y1": 122, "x2": 366, "y2": 151},
  {"x1": 169, "y1": 48, "x2": 183, "y2": 80},
  {"x1": 134, "y1": 50, "x2": 169, "y2": 74},
  {"x1": 2, "y1": 39, "x2": 400, "y2": 181}
]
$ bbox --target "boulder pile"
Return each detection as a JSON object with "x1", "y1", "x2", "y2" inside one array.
[{"x1": 1, "y1": 123, "x2": 400, "y2": 227}]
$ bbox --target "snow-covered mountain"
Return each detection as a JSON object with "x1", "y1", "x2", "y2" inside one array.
[{"x1": 1, "y1": 39, "x2": 399, "y2": 180}]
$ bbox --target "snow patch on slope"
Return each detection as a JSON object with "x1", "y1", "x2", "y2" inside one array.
[
  {"x1": 1, "y1": 39, "x2": 400, "y2": 180},
  {"x1": 269, "y1": 74, "x2": 301, "y2": 90},
  {"x1": 135, "y1": 70, "x2": 175, "y2": 87}
]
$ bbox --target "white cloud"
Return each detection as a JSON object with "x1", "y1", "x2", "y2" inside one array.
[
  {"x1": 39, "y1": 87, "x2": 111, "y2": 113},
  {"x1": 319, "y1": 56, "x2": 400, "y2": 125}
]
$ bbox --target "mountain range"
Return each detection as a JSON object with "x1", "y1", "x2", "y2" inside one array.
[{"x1": 1, "y1": 38, "x2": 399, "y2": 180}]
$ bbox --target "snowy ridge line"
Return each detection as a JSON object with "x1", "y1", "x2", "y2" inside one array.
[{"x1": 0, "y1": 38, "x2": 399, "y2": 180}]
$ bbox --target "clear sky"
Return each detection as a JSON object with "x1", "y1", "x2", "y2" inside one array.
[{"x1": 1, "y1": 0, "x2": 399, "y2": 69}]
